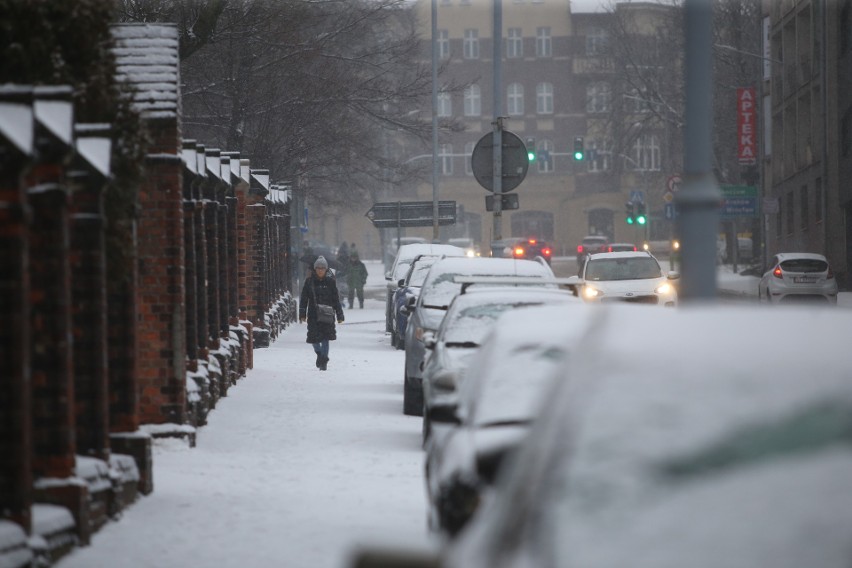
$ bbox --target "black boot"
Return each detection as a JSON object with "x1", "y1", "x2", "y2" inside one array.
[
  {"x1": 320, "y1": 356, "x2": 329, "y2": 371},
  {"x1": 315, "y1": 352, "x2": 322, "y2": 368}
]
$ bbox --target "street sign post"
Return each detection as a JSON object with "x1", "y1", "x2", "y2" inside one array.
[
  {"x1": 471, "y1": 130, "x2": 529, "y2": 192},
  {"x1": 365, "y1": 201, "x2": 457, "y2": 229}
]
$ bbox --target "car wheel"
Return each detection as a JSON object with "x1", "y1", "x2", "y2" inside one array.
[
  {"x1": 403, "y1": 373, "x2": 422, "y2": 416},
  {"x1": 437, "y1": 480, "x2": 480, "y2": 537}
]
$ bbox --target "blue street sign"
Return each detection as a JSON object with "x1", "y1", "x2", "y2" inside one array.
[
  {"x1": 665, "y1": 202, "x2": 677, "y2": 220},
  {"x1": 629, "y1": 190, "x2": 645, "y2": 204}
]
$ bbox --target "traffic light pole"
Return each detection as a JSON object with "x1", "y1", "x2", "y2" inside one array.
[
  {"x1": 491, "y1": 0, "x2": 503, "y2": 242},
  {"x1": 430, "y1": 0, "x2": 440, "y2": 242}
]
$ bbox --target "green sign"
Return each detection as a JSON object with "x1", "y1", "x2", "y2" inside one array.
[{"x1": 720, "y1": 185, "x2": 758, "y2": 219}]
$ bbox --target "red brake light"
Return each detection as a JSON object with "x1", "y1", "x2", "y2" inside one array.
[
  {"x1": 528, "y1": 238, "x2": 537, "y2": 244},
  {"x1": 827, "y1": 266, "x2": 834, "y2": 279},
  {"x1": 607, "y1": 246, "x2": 613, "y2": 252},
  {"x1": 632, "y1": 246, "x2": 637, "y2": 251},
  {"x1": 772, "y1": 266, "x2": 783, "y2": 278},
  {"x1": 542, "y1": 248, "x2": 552, "y2": 256},
  {"x1": 577, "y1": 245, "x2": 583, "y2": 254},
  {"x1": 514, "y1": 247, "x2": 525, "y2": 257}
]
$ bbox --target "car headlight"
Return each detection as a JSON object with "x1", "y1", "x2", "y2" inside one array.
[
  {"x1": 655, "y1": 282, "x2": 673, "y2": 295},
  {"x1": 583, "y1": 286, "x2": 603, "y2": 299}
]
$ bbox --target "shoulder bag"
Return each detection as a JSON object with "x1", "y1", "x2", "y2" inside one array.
[{"x1": 311, "y1": 280, "x2": 336, "y2": 324}]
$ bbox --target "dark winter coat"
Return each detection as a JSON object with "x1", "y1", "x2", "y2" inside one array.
[
  {"x1": 346, "y1": 259, "x2": 368, "y2": 289},
  {"x1": 299, "y1": 273, "x2": 344, "y2": 343}
]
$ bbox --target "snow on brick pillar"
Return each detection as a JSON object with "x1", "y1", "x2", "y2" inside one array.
[
  {"x1": 136, "y1": 146, "x2": 186, "y2": 425},
  {"x1": 246, "y1": 169, "x2": 270, "y2": 334},
  {"x1": 203, "y1": 148, "x2": 223, "y2": 351},
  {"x1": 193, "y1": 145, "x2": 209, "y2": 359},
  {"x1": 28, "y1": 87, "x2": 76, "y2": 480},
  {"x1": 217, "y1": 154, "x2": 232, "y2": 341},
  {"x1": 236, "y1": 160, "x2": 251, "y2": 316},
  {"x1": 181, "y1": 141, "x2": 200, "y2": 363},
  {"x1": 0, "y1": 86, "x2": 34, "y2": 531},
  {"x1": 69, "y1": 123, "x2": 112, "y2": 461}
]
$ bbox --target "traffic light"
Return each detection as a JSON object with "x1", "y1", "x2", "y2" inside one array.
[
  {"x1": 636, "y1": 203, "x2": 647, "y2": 225},
  {"x1": 625, "y1": 202, "x2": 635, "y2": 224},
  {"x1": 573, "y1": 136, "x2": 584, "y2": 161},
  {"x1": 525, "y1": 137, "x2": 536, "y2": 162}
]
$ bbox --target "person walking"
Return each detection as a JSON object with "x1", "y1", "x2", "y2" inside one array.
[
  {"x1": 299, "y1": 256, "x2": 344, "y2": 371},
  {"x1": 346, "y1": 252, "x2": 368, "y2": 309}
]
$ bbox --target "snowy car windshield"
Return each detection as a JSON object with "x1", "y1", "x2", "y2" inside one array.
[{"x1": 585, "y1": 257, "x2": 662, "y2": 281}]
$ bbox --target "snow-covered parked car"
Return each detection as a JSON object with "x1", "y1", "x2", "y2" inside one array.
[
  {"x1": 401, "y1": 256, "x2": 554, "y2": 416},
  {"x1": 424, "y1": 302, "x2": 592, "y2": 536}
]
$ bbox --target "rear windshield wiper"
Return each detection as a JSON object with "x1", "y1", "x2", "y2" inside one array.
[{"x1": 423, "y1": 304, "x2": 448, "y2": 310}]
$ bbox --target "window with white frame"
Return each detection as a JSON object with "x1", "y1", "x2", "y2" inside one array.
[
  {"x1": 464, "y1": 141, "x2": 475, "y2": 175},
  {"x1": 537, "y1": 139, "x2": 554, "y2": 173},
  {"x1": 586, "y1": 27, "x2": 609, "y2": 55},
  {"x1": 536, "y1": 27, "x2": 552, "y2": 57},
  {"x1": 438, "y1": 91, "x2": 452, "y2": 117},
  {"x1": 464, "y1": 84, "x2": 481, "y2": 116},
  {"x1": 440, "y1": 143, "x2": 454, "y2": 175},
  {"x1": 507, "y1": 83, "x2": 524, "y2": 116},
  {"x1": 507, "y1": 27, "x2": 523, "y2": 58},
  {"x1": 586, "y1": 82, "x2": 611, "y2": 113},
  {"x1": 587, "y1": 139, "x2": 612, "y2": 172},
  {"x1": 438, "y1": 29, "x2": 450, "y2": 59},
  {"x1": 536, "y1": 82, "x2": 554, "y2": 114},
  {"x1": 463, "y1": 29, "x2": 480, "y2": 59},
  {"x1": 628, "y1": 134, "x2": 661, "y2": 171}
]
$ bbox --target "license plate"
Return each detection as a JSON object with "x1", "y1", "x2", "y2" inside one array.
[{"x1": 793, "y1": 276, "x2": 817, "y2": 283}]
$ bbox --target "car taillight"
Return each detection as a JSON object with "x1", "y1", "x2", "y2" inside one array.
[
  {"x1": 577, "y1": 245, "x2": 583, "y2": 254},
  {"x1": 542, "y1": 248, "x2": 551, "y2": 256},
  {"x1": 607, "y1": 246, "x2": 613, "y2": 252},
  {"x1": 827, "y1": 266, "x2": 835, "y2": 279},
  {"x1": 772, "y1": 266, "x2": 783, "y2": 278},
  {"x1": 514, "y1": 247, "x2": 525, "y2": 257},
  {"x1": 632, "y1": 246, "x2": 637, "y2": 251},
  {"x1": 528, "y1": 238, "x2": 537, "y2": 245}
]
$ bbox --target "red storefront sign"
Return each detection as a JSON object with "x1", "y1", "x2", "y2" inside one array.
[{"x1": 737, "y1": 87, "x2": 757, "y2": 165}]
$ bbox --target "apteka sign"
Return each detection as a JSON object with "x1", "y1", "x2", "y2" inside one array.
[{"x1": 737, "y1": 87, "x2": 757, "y2": 165}]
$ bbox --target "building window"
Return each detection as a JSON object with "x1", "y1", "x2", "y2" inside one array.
[
  {"x1": 537, "y1": 139, "x2": 554, "y2": 173},
  {"x1": 786, "y1": 191, "x2": 794, "y2": 235},
  {"x1": 464, "y1": 141, "x2": 475, "y2": 175},
  {"x1": 507, "y1": 83, "x2": 524, "y2": 116},
  {"x1": 507, "y1": 27, "x2": 523, "y2": 58},
  {"x1": 535, "y1": 27, "x2": 552, "y2": 57},
  {"x1": 536, "y1": 82, "x2": 554, "y2": 114},
  {"x1": 815, "y1": 177, "x2": 823, "y2": 222},
  {"x1": 628, "y1": 134, "x2": 661, "y2": 171},
  {"x1": 440, "y1": 143, "x2": 453, "y2": 175},
  {"x1": 586, "y1": 27, "x2": 609, "y2": 55},
  {"x1": 438, "y1": 91, "x2": 452, "y2": 117},
  {"x1": 625, "y1": 88, "x2": 651, "y2": 113},
  {"x1": 587, "y1": 139, "x2": 612, "y2": 173},
  {"x1": 586, "y1": 82, "x2": 611, "y2": 113},
  {"x1": 438, "y1": 29, "x2": 450, "y2": 59},
  {"x1": 464, "y1": 84, "x2": 481, "y2": 117},
  {"x1": 463, "y1": 29, "x2": 480, "y2": 59},
  {"x1": 800, "y1": 185, "x2": 809, "y2": 230}
]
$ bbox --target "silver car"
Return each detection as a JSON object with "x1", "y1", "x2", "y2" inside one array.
[{"x1": 758, "y1": 252, "x2": 838, "y2": 304}]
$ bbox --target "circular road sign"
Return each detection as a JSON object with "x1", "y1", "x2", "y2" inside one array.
[{"x1": 471, "y1": 130, "x2": 529, "y2": 192}]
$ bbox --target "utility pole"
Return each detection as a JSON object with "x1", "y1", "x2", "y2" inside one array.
[
  {"x1": 676, "y1": 0, "x2": 722, "y2": 301},
  {"x1": 491, "y1": 0, "x2": 503, "y2": 242},
  {"x1": 431, "y1": 0, "x2": 440, "y2": 242}
]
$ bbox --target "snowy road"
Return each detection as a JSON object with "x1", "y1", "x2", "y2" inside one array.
[{"x1": 58, "y1": 278, "x2": 433, "y2": 568}]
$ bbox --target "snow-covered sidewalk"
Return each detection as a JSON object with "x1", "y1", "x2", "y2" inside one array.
[{"x1": 58, "y1": 298, "x2": 431, "y2": 568}]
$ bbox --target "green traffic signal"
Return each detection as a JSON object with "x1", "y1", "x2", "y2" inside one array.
[
  {"x1": 573, "y1": 150, "x2": 584, "y2": 160},
  {"x1": 573, "y1": 136, "x2": 584, "y2": 161},
  {"x1": 636, "y1": 214, "x2": 646, "y2": 225},
  {"x1": 528, "y1": 150, "x2": 536, "y2": 162},
  {"x1": 626, "y1": 216, "x2": 634, "y2": 224}
]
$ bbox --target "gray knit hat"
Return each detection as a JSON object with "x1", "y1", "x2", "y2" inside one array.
[{"x1": 314, "y1": 256, "x2": 329, "y2": 269}]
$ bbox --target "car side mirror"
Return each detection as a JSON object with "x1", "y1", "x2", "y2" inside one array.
[
  {"x1": 430, "y1": 400, "x2": 460, "y2": 425},
  {"x1": 397, "y1": 278, "x2": 406, "y2": 287},
  {"x1": 423, "y1": 331, "x2": 437, "y2": 349},
  {"x1": 385, "y1": 272, "x2": 392, "y2": 281},
  {"x1": 667, "y1": 271, "x2": 681, "y2": 280}
]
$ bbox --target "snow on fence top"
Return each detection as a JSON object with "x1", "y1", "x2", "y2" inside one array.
[{"x1": 111, "y1": 24, "x2": 180, "y2": 119}]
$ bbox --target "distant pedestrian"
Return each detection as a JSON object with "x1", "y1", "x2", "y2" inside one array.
[
  {"x1": 350, "y1": 242, "x2": 358, "y2": 260},
  {"x1": 346, "y1": 252, "x2": 368, "y2": 309},
  {"x1": 299, "y1": 256, "x2": 344, "y2": 371},
  {"x1": 337, "y1": 242, "x2": 350, "y2": 268}
]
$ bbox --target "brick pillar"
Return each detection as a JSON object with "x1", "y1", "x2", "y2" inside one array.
[
  {"x1": 29, "y1": 88, "x2": 76, "y2": 481},
  {"x1": 236, "y1": 160, "x2": 250, "y2": 319},
  {"x1": 204, "y1": 199, "x2": 221, "y2": 347},
  {"x1": 69, "y1": 124, "x2": 111, "y2": 461},
  {"x1": 245, "y1": 202, "x2": 268, "y2": 327},
  {"x1": 135, "y1": 116, "x2": 186, "y2": 425},
  {"x1": 217, "y1": 192, "x2": 230, "y2": 338},
  {"x1": 0, "y1": 86, "x2": 34, "y2": 531},
  {"x1": 183, "y1": 198, "x2": 198, "y2": 361},
  {"x1": 194, "y1": 199, "x2": 209, "y2": 353}
]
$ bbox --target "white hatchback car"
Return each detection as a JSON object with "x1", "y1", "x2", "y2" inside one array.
[
  {"x1": 571, "y1": 251, "x2": 679, "y2": 306},
  {"x1": 759, "y1": 252, "x2": 838, "y2": 304}
]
